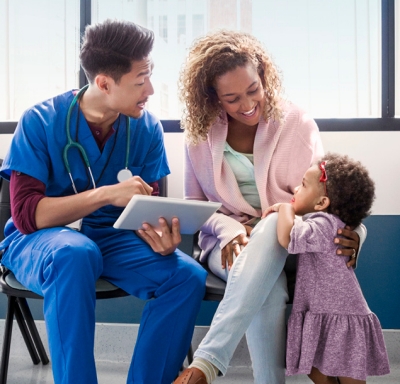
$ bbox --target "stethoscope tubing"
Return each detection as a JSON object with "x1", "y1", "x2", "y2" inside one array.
[{"x1": 64, "y1": 85, "x2": 130, "y2": 193}]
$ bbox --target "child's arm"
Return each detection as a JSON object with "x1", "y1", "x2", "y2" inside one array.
[
  {"x1": 262, "y1": 203, "x2": 296, "y2": 249},
  {"x1": 276, "y1": 203, "x2": 295, "y2": 249}
]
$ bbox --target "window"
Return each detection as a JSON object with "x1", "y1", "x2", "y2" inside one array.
[
  {"x1": 0, "y1": 0, "x2": 80, "y2": 121},
  {"x1": 160, "y1": 83, "x2": 169, "y2": 117},
  {"x1": 93, "y1": 0, "x2": 147, "y2": 26},
  {"x1": 395, "y1": 0, "x2": 400, "y2": 116},
  {"x1": 254, "y1": 0, "x2": 381, "y2": 118},
  {"x1": 159, "y1": 15, "x2": 168, "y2": 43},
  {"x1": 91, "y1": 0, "x2": 385, "y2": 121},
  {"x1": 149, "y1": 15, "x2": 154, "y2": 31},
  {"x1": 1, "y1": 0, "x2": 399, "y2": 130},
  {"x1": 177, "y1": 14, "x2": 186, "y2": 44},
  {"x1": 192, "y1": 14, "x2": 204, "y2": 39}
]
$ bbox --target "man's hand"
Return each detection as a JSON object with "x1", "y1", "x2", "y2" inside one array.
[
  {"x1": 108, "y1": 176, "x2": 153, "y2": 207},
  {"x1": 137, "y1": 217, "x2": 181, "y2": 256}
]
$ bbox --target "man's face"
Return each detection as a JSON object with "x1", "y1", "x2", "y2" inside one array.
[{"x1": 107, "y1": 56, "x2": 154, "y2": 118}]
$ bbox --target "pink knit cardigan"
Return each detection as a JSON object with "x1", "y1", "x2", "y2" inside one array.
[{"x1": 184, "y1": 102, "x2": 324, "y2": 262}]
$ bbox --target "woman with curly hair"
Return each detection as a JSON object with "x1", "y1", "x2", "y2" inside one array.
[
  {"x1": 174, "y1": 31, "x2": 365, "y2": 384},
  {"x1": 263, "y1": 153, "x2": 390, "y2": 383}
]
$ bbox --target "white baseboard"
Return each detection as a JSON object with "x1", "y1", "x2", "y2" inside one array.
[{"x1": 1, "y1": 321, "x2": 399, "y2": 367}]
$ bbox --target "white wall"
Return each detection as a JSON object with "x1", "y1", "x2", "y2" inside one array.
[
  {"x1": 321, "y1": 132, "x2": 399, "y2": 215},
  {"x1": 0, "y1": 134, "x2": 12, "y2": 160},
  {"x1": 164, "y1": 131, "x2": 398, "y2": 215},
  {"x1": 1, "y1": 131, "x2": 396, "y2": 215}
]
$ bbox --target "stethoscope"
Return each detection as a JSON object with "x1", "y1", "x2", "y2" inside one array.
[{"x1": 64, "y1": 84, "x2": 133, "y2": 194}]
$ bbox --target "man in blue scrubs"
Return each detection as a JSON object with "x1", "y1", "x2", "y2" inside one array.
[{"x1": 0, "y1": 19, "x2": 206, "y2": 384}]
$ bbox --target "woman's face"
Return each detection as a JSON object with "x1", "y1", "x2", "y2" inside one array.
[{"x1": 214, "y1": 62, "x2": 265, "y2": 127}]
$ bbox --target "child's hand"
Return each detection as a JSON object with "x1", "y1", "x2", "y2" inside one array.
[{"x1": 262, "y1": 203, "x2": 282, "y2": 219}]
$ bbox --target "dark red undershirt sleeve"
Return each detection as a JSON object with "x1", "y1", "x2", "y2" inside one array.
[
  {"x1": 10, "y1": 117, "x2": 160, "y2": 233},
  {"x1": 11, "y1": 171, "x2": 160, "y2": 234},
  {"x1": 149, "y1": 181, "x2": 159, "y2": 196},
  {"x1": 10, "y1": 171, "x2": 46, "y2": 234}
]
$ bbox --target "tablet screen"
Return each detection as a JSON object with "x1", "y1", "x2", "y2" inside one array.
[{"x1": 113, "y1": 195, "x2": 221, "y2": 235}]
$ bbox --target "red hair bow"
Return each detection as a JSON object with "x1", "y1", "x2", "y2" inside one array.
[
  {"x1": 319, "y1": 161, "x2": 328, "y2": 182},
  {"x1": 319, "y1": 161, "x2": 328, "y2": 195}
]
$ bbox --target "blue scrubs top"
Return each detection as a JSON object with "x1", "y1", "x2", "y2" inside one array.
[{"x1": 0, "y1": 90, "x2": 170, "y2": 228}]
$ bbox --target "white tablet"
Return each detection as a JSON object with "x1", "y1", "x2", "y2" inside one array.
[{"x1": 113, "y1": 195, "x2": 221, "y2": 235}]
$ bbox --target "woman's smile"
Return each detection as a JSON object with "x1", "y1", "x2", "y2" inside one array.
[{"x1": 241, "y1": 105, "x2": 257, "y2": 117}]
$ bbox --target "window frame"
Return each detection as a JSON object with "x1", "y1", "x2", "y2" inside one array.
[{"x1": 0, "y1": 0, "x2": 398, "y2": 134}]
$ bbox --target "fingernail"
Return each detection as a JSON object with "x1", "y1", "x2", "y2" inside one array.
[
  {"x1": 334, "y1": 238, "x2": 339, "y2": 244},
  {"x1": 337, "y1": 250, "x2": 342, "y2": 255}
]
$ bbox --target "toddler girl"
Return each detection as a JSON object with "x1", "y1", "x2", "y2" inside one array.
[{"x1": 263, "y1": 152, "x2": 390, "y2": 384}]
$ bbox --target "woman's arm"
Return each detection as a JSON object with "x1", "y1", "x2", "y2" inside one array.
[
  {"x1": 184, "y1": 144, "x2": 248, "y2": 243},
  {"x1": 354, "y1": 224, "x2": 366, "y2": 257}
]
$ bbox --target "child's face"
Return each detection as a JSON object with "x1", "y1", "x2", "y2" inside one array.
[{"x1": 291, "y1": 165, "x2": 325, "y2": 216}]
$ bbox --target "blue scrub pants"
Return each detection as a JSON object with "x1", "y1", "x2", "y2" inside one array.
[{"x1": 1, "y1": 224, "x2": 207, "y2": 384}]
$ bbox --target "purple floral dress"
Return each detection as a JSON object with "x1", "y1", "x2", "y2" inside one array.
[{"x1": 286, "y1": 212, "x2": 390, "y2": 380}]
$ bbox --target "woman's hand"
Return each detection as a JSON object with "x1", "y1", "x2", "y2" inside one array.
[
  {"x1": 137, "y1": 217, "x2": 181, "y2": 256},
  {"x1": 335, "y1": 225, "x2": 360, "y2": 267},
  {"x1": 243, "y1": 224, "x2": 253, "y2": 236},
  {"x1": 261, "y1": 203, "x2": 282, "y2": 218},
  {"x1": 221, "y1": 233, "x2": 249, "y2": 271}
]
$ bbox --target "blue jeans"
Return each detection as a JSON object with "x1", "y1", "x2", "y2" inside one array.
[
  {"x1": 194, "y1": 213, "x2": 289, "y2": 384},
  {"x1": 1, "y1": 224, "x2": 207, "y2": 384}
]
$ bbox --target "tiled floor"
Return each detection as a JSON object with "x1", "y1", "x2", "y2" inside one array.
[{"x1": 1, "y1": 322, "x2": 399, "y2": 383}]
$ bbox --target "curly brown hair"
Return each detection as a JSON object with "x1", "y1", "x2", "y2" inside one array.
[
  {"x1": 178, "y1": 30, "x2": 282, "y2": 144},
  {"x1": 318, "y1": 153, "x2": 375, "y2": 227}
]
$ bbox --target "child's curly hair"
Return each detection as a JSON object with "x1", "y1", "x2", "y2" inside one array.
[
  {"x1": 178, "y1": 29, "x2": 283, "y2": 144},
  {"x1": 319, "y1": 153, "x2": 375, "y2": 227}
]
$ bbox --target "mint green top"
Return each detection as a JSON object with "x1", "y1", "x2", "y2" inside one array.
[{"x1": 224, "y1": 142, "x2": 261, "y2": 210}]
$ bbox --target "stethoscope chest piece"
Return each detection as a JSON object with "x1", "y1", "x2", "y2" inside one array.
[{"x1": 117, "y1": 168, "x2": 133, "y2": 183}]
